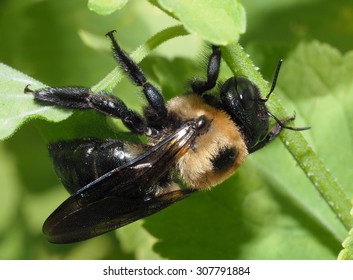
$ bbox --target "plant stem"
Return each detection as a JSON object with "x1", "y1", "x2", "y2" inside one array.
[
  {"x1": 92, "y1": 25, "x2": 189, "y2": 92},
  {"x1": 222, "y1": 44, "x2": 353, "y2": 230}
]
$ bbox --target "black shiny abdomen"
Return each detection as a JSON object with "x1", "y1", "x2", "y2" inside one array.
[{"x1": 48, "y1": 139, "x2": 145, "y2": 194}]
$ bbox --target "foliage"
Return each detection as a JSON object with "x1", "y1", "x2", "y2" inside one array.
[{"x1": 0, "y1": 0, "x2": 352, "y2": 259}]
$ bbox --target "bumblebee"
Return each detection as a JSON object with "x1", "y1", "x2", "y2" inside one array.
[{"x1": 25, "y1": 31, "x2": 308, "y2": 243}]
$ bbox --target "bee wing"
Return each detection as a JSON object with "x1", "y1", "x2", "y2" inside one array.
[
  {"x1": 43, "y1": 188, "x2": 193, "y2": 243},
  {"x1": 43, "y1": 122, "x2": 198, "y2": 243}
]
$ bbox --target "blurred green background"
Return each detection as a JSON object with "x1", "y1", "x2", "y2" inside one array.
[{"x1": 0, "y1": 0, "x2": 353, "y2": 259}]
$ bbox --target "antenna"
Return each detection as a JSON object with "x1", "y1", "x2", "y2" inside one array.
[
  {"x1": 261, "y1": 59, "x2": 283, "y2": 102},
  {"x1": 267, "y1": 111, "x2": 311, "y2": 131}
]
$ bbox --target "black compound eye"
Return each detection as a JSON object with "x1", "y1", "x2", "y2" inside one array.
[{"x1": 235, "y1": 77, "x2": 256, "y2": 110}]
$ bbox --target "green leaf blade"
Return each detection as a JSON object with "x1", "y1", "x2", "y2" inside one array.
[
  {"x1": 0, "y1": 63, "x2": 72, "y2": 140},
  {"x1": 338, "y1": 226, "x2": 353, "y2": 260},
  {"x1": 88, "y1": 0, "x2": 129, "y2": 15},
  {"x1": 278, "y1": 42, "x2": 353, "y2": 231},
  {"x1": 157, "y1": 0, "x2": 246, "y2": 45}
]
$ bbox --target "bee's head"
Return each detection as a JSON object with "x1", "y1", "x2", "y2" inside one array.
[
  {"x1": 219, "y1": 59, "x2": 292, "y2": 152},
  {"x1": 220, "y1": 76, "x2": 270, "y2": 151}
]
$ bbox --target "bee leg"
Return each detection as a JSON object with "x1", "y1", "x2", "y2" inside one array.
[
  {"x1": 191, "y1": 45, "x2": 221, "y2": 94},
  {"x1": 25, "y1": 85, "x2": 156, "y2": 136},
  {"x1": 106, "y1": 30, "x2": 167, "y2": 124}
]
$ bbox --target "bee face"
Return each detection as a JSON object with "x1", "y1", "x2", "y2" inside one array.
[{"x1": 220, "y1": 77, "x2": 269, "y2": 150}]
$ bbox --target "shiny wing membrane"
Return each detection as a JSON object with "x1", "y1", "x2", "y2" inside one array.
[{"x1": 43, "y1": 122, "x2": 198, "y2": 243}]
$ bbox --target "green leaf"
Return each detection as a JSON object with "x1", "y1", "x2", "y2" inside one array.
[
  {"x1": 0, "y1": 143, "x2": 22, "y2": 248},
  {"x1": 0, "y1": 63, "x2": 71, "y2": 141},
  {"x1": 155, "y1": 0, "x2": 246, "y2": 45},
  {"x1": 140, "y1": 56, "x2": 199, "y2": 98},
  {"x1": 78, "y1": 29, "x2": 111, "y2": 52},
  {"x1": 338, "y1": 207, "x2": 353, "y2": 260},
  {"x1": 88, "y1": 0, "x2": 129, "y2": 15},
  {"x1": 338, "y1": 230, "x2": 353, "y2": 259},
  {"x1": 277, "y1": 42, "x2": 353, "y2": 228},
  {"x1": 117, "y1": 220, "x2": 163, "y2": 259},
  {"x1": 242, "y1": 0, "x2": 353, "y2": 54}
]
